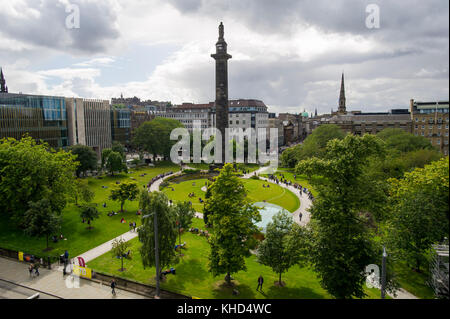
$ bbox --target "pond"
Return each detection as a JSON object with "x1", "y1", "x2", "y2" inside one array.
[{"x1": 253, "y1": 202, "x2": 292, "y2": 233}]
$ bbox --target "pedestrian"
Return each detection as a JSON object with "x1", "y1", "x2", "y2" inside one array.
[
  {"x1": 299, "y1": 212, "x2": 303, "y2": 221},
  {"x1": 257, "y1": 275, "x2": 264, "y2": 291},
  {"x1": 34, "y1": 262, "x2": 40, "y2": 277},
  {"x1": 133, "y1": 222, "x2": 137, "y2": 232},
  {"x1": 28, "y1": 263, "x2": 34, "y2": 277},
  {"x1": 111, "y1": 279, "x2": 116, "y2": 296}
]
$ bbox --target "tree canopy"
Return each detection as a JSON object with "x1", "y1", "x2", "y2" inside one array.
[
  {"x1": 205, "y1": 163, "x2": 261, "y2": 285},
  {"x1": 138, "y1": 191, "x2": 178, "y2": 273},
  {"x1": 109, "y1": 181, "x2": 139, "y2": 212},
  {"x1": 384, "y1": 157, "x2": 449, "y2": 272},
  {"x1": 69, "y1": 144, "x2": 98, "y2": 177},
  {"x1": 132, "y1": 117, "x2": 184, "y2": 160},
  {"x1": 257, "y1": 210, "x2": 306, "y2": 286},
  {"x1": 296, "y1": 134, "x2": 388, "y2": 298},
  {"x1": 281, "y1": 124, "x2": 346, "y2": 167},
  {"x1": 0, "y1": 136, "x2": 77, "y2": 225}
]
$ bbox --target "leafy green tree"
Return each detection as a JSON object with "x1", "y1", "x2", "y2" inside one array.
[
  {"x1": 173, "y1": 201, "x2": 196, "y2": 249},
  {"x1": 205, "y1": 163, "x2": 261, "y2": 286},
  {"x1": 132, "y1": 117, "x2": 184, "y2": 161},
  {"x1": 0, "y1": 136, "x2": 77, "y2": 225},
  {"x1": 105, "y1": 151, "x2": 127, "y2": 176},
  {"x1": 138, "y1": 191, "x2": 178, "y2": 275},
  {"x1": 112, "y1": 237, "x2": 131, "y2": 271},
  {"x1": 112, "y1": 141, "x2": 126, "y2": 159},
  {"x1": 109, "y1": 181, "x2": 139, "y2": 212},
  {"x1": 72, "y1": 179, "x2": 94, "y2": 206},
  {"x1": 80, "y1": 205, "x2": 100, "y2": 230},
  {"x1": 385, "y1": 157, "x2": 449, "y2": 272},
  {"x1": 377, "y1": 128, "x2": 434, "y2": 153},
  {"x1": 69, "y1": 144, "x2": 98, "y2": 177},
  {"x1": 24, "y1": 198, "x2": 61, "y2": 250},
  {"x1": 257, "y1": 210, "x2": 306, "y2": 286},
  {"x1": 101, "y1": 148, "x2": 113, "y2": 169},
  {"x1": 281, "y1": 124, "x2": 346, "y2": 168},
  {"x1": 203, "y1": 184, "x2": 212, "y2": 226},
  {"x1": 296, "y1": 134, "x2": 387, "y2": 298}
]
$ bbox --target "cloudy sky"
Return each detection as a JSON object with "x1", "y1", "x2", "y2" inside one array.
[{"x1": 0, "y1": 0, "x2": 448, "y2": 114}]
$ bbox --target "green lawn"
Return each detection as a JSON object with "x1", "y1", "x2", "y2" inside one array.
[
  {"x1": 88, "y1": 218, "x2": 386, "y2": 299},
  {"x1": 161, "y1": 178, "x2": 300, "y2": 213},
  {"x1": 261, "y1": 168, "x2": 320, "y2": 197},
  {"x1": 0, "y1": 162, "x2": 180, "y2": 259},
  {"x1": 393, "y1": 260, "x2": 435, "y2": 299}
]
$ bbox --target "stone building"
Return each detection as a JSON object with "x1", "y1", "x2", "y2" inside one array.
[{"x1": 410, "y1": 99, "x2": 449, "y2": 155}]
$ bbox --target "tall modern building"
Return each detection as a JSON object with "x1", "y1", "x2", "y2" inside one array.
[
  {"x1": 211, "y1": 22, "x2": 232, "y2": 163},
  {"x1": 0, "y1": 92, "x2": 68, "y2": 148},
  {"x1": 66, "y1": 98, "x2": 112, "y2": 157},
  {"x1": 110, "y1": 108, "x2": 131, "y2": 148}
]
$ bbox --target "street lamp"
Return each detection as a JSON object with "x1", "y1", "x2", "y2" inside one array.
[
  {"x1": 381, "y1": 246, "x2": 387, "y2": 299},
  {"x1": 142, "y1": 212, "x2": 160, "y2": 299}
]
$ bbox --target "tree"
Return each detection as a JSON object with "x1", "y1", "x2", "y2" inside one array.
[
  {"x1": 295, "y1": 134, "x2": 388, "y2": 298},
  {"x1": 385, "y1": 157, "x2": 449, "y2": 272},
  {"x1": 257, "y1": 210, "x2": 306, "y2": 286},
  {"x1": 281, "y1": 124, "x2": 346, "y2": 168},
  {"x1": 0, "y1": 136, "x2": 77, "y2": 225},
  {"x1": 101, "y1": 148, "x2": 113, "y2": 169},
  {"x1": 377, "y1": 128, "x2": 434, "y2": 153},
  {"x1": 205, "y1": 163, "x2": 261, "y2": 286},
  {"x1": 109, "y1": 181, "x2": 139, "y2": 212},
  {"x1": 24, "y1": 198, "x2": 61, "y2": 251},
  {"x1": 203, "y1": 184, "x2": 212, "y2": 226},
  {"x1": 111, "y1": 237, "x2": 131, "y2": 272},
  {"x1": 80, "y1": 205, "x2": 100, "y2": 230},
  {"x1": 72, "y1": 179, "x2": 94, "y2": 206},
  {"x1": 138, "y1": 191, "x2": 178, "y2": 276},
  {"x1": 69, "y1": 144, "x2": 98, "y2": 177},
  {"x1": 173, "y1": 201, "x2": 196, "y2": 252},
  {"x1": 112, "y1": 141, "x2": 126, "y2": 159},
  {"x1": 105, "y1": 151, "x2": 127, "y2": 176},
  {"x1": 132, "y1": 117, "x2": 184, "y2": 161}
]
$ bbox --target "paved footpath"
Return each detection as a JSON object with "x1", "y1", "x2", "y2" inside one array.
[
  {"x1": 0, "y1": 257, "x2": 147, "y2": 299},
  {"x1": 243, "y1": 167, "x2": 312, "y2": 226}
]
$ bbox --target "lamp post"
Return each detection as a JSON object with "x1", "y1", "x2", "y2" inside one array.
[
  {"x1": 381, "y1": 246, "x2": 387, "y2": 299},
  {"x1": 143, "y1": 212, "x2": 160, "y2": 299}
]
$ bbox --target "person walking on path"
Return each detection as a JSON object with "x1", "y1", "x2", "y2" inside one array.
[
  {"x1": 111, "y1": 279, "x2": 117, "y2": 296},
  {"x1": 28, "y1": 264, "x2": 34, "y2": 277},
  {"x1": 34, "y1": 262, "x2": 40, "y2": 277},
  {"x1": 256, "y1": 275, "x2": 264, "y2": 291}
]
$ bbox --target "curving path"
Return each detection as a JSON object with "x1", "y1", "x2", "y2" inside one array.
[{"x1": 243, "y1": 167, "x2": 312, "y2": 227}]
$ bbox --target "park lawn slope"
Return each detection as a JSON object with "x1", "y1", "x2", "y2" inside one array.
[
  {"x1": 88, "y1": 218, "x2": 385, "y2": 299},
  {"x1": 0, "y1": 163, "x2": 179, "y2": 258}
]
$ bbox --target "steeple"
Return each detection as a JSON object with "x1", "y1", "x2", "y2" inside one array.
[
  {"x1": 314, "y1": 108, "x2": 318, "y2": 117},
  {"x1": 0, "y1": 68, "x2": 8, "y2": 93},
  {"x1": 338, "y1": 72, "x2": 346, "y2": 114}
]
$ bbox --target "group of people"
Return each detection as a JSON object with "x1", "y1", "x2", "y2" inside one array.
[
  {"x1": 262, "y1": 184, "x2": 271, "y2": 188},
  {"x1": 147, "y1": 171, "x2": 174, "y2": 189},
  {"x1": 129, "y1": 221, "x2": 137, "y2": 232},
  {"x1": 267, "y1": 174, "x2": 315, "y2": 201},
  {"x1": 28, "y1": 262, "x2": 40, "y2": 278},
  {"x1": 189, "y1": 227, "x2": 209, "y2": 238},
  {"x1": 51, "y1": 233, "x2": 66, "y2": 243}
]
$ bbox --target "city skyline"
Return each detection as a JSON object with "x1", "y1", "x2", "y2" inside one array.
[{"x1": 0, "y1": 0, "x2": 448, "y2": 115}]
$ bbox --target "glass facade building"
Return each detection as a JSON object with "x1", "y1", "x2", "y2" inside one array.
[
  {"x1": 0, "y1": 93, "x2": 68, "y2": 148},
  {"x1": 110, "y1": 108, "x2": 131, "y2": 147}
]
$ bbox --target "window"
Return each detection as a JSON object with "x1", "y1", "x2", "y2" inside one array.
[{"x1": 230, "y1": 120, "x2": 232, "y2": 124}]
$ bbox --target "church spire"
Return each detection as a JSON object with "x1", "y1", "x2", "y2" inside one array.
[
  {"x1": 338, "y1": 72, "x2": 346, "y2": 114},
  {"x1": 0, "y1": 68, "x2": 8, "y2": 93}
]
